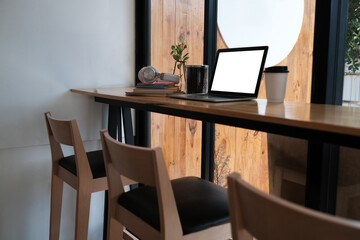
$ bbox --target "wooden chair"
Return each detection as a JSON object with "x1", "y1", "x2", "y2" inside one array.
[
  {"x1": 45, "y1": 112, "x2": 108, "y2": 240},
  {"x1": 100, "y1": 129, "x2": 231, "y2": 240},
  {"x1": 227, "y1": 172, "x2": 360, "y2": 240}
]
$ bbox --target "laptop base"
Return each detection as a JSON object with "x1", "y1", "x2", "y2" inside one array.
[{"x1": 169, "y1": 93, "x2": 255, "y2": 102}]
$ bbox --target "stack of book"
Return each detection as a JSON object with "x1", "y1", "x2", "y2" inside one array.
[{"x1": 126, "y1": 81, "x2": 180, "y2": 96}]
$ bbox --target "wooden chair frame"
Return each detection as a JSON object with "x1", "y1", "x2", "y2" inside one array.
[
  {"x1": 45, "y1": 112, "x2": 108, "y2": 240},
  {"x1": 227, "y1": 172, "x2": 360, "y2": 240},
  {"x1": 100, "y1": 129, "x2": 231, "y2": 240}
]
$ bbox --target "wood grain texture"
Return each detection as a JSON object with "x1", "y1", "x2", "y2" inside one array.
[
  {"x1": 71, "y1": 88, "x2": 360, "y2": 137},
  {"x1": 228, "y1": 172, "x2": 360, "y2": 240},
  {"x1": 216, "y1": 0, "x2": 315, "y2": 192},
  {"x1": 150, "y1": 0, "x2": 204, "y2": 179},
  {"x1": 101, "y1": 129, "x2": 231, "y2": 240},
  {"x1": 72, "y1": 86, "x2": 360, "y2": 218},
  {"x1": 45, "y1": 112, "x2": 108, "y2": 240},
  {"x1": 111, "y1": 0, "x2": 315, "y2": 192}
]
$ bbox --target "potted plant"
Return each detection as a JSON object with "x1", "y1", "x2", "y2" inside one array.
[{"x1": 170, "y1": 35, "x2": 189, "y2": 90}]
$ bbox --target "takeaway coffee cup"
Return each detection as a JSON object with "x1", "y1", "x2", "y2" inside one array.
[
  {"x1": 264, "y1": 66, "x2": 289, "y2": 103},
  {"x1": 185, "y1": 65, "x2": 209, "y2": 94}
]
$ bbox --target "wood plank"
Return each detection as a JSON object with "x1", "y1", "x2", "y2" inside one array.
[
  {"x1": 151, "y1": 0, "x2": 176, "y2": 178},
  {"x1": 71, "y1": 88, "x2": 360, "y2": 138},
  {"x1": 150, "y1": 0, "x2": 164, "y2": 73},
  {"x1": 185, "y1": 119, "x2": 202, "y2": 177},
  {"x1": 161, "y1": 0, "x2": 176, "y2": 73},
  {"x1": 151, "y1": 0, "x2": 204, "y2": 179},
  {"x1": 214, "y1": 124, "x2": 235, "y2": 187}
]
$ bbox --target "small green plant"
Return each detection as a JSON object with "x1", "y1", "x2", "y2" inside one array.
[
  {"x1": 170, "y1": 35, "x2": 189, "y2": 78},
  {"x1": 345, "y1": 0, "x2": 360, "y2": 73}
]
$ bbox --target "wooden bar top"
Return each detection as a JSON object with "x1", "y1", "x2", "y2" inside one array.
[{"x1": 71, "y1": 87, "x2": 360, "y2": 138}]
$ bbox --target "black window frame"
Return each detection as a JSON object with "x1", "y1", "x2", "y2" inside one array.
[
  {"x1": 306, "y1": 0, "x2": 349, "y2": 213},
  {"x1": 135, "y1": 0, "x2": 351, "y2": 213}
]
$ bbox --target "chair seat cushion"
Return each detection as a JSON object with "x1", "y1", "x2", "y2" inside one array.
[
  {"x1": 59, "y1": 150, "x2": 106, "y2": 179},
  {"x1": 118, "y1": 176, "x2": 229, "y2": 235}
]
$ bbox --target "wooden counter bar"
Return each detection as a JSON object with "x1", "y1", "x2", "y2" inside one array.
[
  {"x1": 71, "y1": 87, "x2": 360, "y2": 213},
  {"x1": 71, "y1": 88, "x2": 360, "y2": 148}
]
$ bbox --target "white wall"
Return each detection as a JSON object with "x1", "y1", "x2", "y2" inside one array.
[
  {"x1": 218, "y1": 0, "x2": 304, "y2": 67},
  {"x1": 343, "y1": 74, "x2": 360, "y2": 106},
  {"x1": 0, "y1": 0, "x2": 135, "y2": 239}
]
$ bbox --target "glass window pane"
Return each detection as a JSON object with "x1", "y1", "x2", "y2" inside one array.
[
  {"x1": 338, "y1": 0, "x2": 360, "y2": 222},
  {"x1": 343, "y1": 0, "x2": 360, "y2": 107}
]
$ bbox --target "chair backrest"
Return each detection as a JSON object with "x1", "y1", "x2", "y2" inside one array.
[
  {"x1": 227, "y1": 172, "x2": 360, "y2": 240},
  {"x1": 100, "y1": 129, "x2": 183, "y2": 239},
  {"x1": 45, "y1": 112, "x2": 91, "y2": 178},
  {"x1": 101, "y1": 129, "x2": 157, "y2": 186}
]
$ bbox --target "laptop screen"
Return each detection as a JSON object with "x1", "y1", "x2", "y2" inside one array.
[{"x1": 210, "y1": 47, "x2": 268, "y2": 96}]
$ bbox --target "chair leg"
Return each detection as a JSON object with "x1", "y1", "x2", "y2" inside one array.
[
  {"x1": 75, "y1": 187, "x2": 92, "y2": 240},
  {"x1": 107, "y1": 196, "x2": 124, "y2": 240},
  {"x1": 50, "y1": 175, "x2": 64, "y2": 240}
]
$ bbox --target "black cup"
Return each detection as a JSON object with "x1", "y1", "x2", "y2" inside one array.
[{"x1": 185, "y1": 65, "x2": 209, "y2": 94}]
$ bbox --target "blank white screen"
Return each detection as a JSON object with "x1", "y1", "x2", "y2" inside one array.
[{"x1": 211, "y1": 50, "x2": 264, "y2": 93}]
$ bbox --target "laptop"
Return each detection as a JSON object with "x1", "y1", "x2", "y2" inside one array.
[{"x1": 170, "y1": 46, "x2": 268, "y2": 102}]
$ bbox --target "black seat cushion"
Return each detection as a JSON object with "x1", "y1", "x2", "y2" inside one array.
[
  {"x1": 59, "y1": 150, "x2": 106, "y2": 179},
  {"x1": 118, "y1": 177, "x2": 229, "y2": 235}
]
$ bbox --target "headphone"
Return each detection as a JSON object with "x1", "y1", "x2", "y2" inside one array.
[{"x1": 138, "y1": 66, "x2": 180, "y2": 84}]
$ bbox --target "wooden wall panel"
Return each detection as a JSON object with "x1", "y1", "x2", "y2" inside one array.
[
  {"x1": 214, "y1": 125, "x2": 269, "y2": 191},
  {"x1": 151, "y1": 0, "x2": 315, "y2": 194},
  {"x1": 215, "y1": 0, "x2": 315, "y2": 193},
  {"x1": 151, "y1": 0, "x2": 204, "y2": 179},
  {"x1": 277, "y1": 0, "x2": 315, "y2": 103}
]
